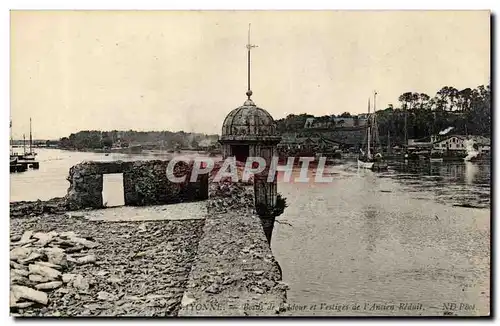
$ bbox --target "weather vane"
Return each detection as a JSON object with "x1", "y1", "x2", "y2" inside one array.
[{"x1": 246, "y1": 23, "x2": 258, "y2": 99}]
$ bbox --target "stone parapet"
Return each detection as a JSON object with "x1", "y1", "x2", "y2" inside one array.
[{"x1": 178, "y1": 180, "x2": 287, "y2": 316}]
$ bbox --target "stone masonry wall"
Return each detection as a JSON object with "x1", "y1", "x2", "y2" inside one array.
[
  {"x1": 178, "y1": 180, "x2": 288, "y2": 316},
  {"x1": 65, "y1": 160, "x2": 208, "y2": 210},
  {"x1": 123, "y1": 160, "x2": 209, "y2": 206}
]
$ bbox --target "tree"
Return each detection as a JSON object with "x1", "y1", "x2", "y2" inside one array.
[
  {"x1": 398, "y1": 92, "x2": 414, "y2": 111},
  {"x1": 436, "y1": 86, "x2": 459, "y2": 111},
  {"x1": 339, "y1": 112, "x2": 352, "y2": 118},
  {"x1": 190, "y1": 138, "x2": 198, "y2": 149},
  {"x1": 101, "y1": 132, "x2": 113, "y2": 148}
]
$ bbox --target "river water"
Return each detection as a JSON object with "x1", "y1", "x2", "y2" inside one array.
[
  {"x1": 10, "y1": 149, "x2": 490, "y2": 316},
  {"x1": 272, "y1": 160, "x2": 490, "y2": 316}
]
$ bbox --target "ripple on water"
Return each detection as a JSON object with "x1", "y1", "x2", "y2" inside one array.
[{"x1": 272, "y1": 161, "x2": 490, "y2": 316}]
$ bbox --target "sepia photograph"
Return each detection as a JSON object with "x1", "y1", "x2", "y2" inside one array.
[{"x1": 8, "y1": 9, "x2": 491, "y2": 317}]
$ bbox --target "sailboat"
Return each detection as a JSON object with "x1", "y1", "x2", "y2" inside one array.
[
  {"x1": 22, "y1": 118, "x2": 37, "y2": 160},
  {"x1": 10, "y1": 119, "x2": 16, "y2": 162},
  {"x1": 358, "y1": 92, "x2": 388, "y2": 170}
]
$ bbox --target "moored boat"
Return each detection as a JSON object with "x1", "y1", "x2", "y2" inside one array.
[
  {"x1": 358, "y1": 92, "x2": 388, "y2": 171},
  {"x1": 429, "y1": 151, "x2": 444, "y2": 162}
]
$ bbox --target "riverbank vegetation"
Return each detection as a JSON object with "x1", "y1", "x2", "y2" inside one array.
[
  {"x1": 276, "y1": 84, "x2": 491, "y2": 144},
  {"x1": 58, "y1": 131, "x2": 219, "y2": 151}
]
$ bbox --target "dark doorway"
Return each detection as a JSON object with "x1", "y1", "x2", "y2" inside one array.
[{"x1": 231, "y1": 145, "x2": 250, "y2": 163}]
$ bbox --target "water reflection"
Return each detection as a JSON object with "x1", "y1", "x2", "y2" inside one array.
[
  {"x1": 389, "y1": 160, "x2": 490, "y2": 208},
  {"x1": 465, "y1": 162, "x2": 479, "y2": 185},
  {"x1": 362, "y1": 205, "x2": 379, "y2": 253}
]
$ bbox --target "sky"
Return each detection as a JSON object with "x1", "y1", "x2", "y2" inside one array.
[{"x1": 10, "y1": 10, "x2": 490, "y2": 139}]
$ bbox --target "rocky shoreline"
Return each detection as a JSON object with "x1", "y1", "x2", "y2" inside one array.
[
  {"x1": 10, "y1": 215, "x2": 205, "y2": 316},
  {"x1": 10, "y1": 178, "x2": 288, "y2": 317},
  {"x1": 10, "y1": 198, "x2": 68, "y2": 219}
]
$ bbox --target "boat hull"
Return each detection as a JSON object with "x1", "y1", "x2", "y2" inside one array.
[
  {"x1": 358, "y1": 159, "x2": 388, "y2": 170},
  {"x1": 358, "y1": 160, "x2": 374, "y2": 169},
  {"x1": 429, "y1": 158, "x2": 443, "y2": 163}
]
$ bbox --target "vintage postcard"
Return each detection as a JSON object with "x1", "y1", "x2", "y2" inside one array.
[{"x1": 9, "y1": 10, "x2": 490, "y2": 317}]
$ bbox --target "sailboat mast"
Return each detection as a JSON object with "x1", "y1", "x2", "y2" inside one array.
[
  {"x1": 387, "y1": 130, "x2": 391, "y2": 154},
  {"x1": 367, "y1": 98, "x2": 371, "y2": 158},
  {"x1": 10, "y1": 119, "x2": 13, "y2": 155},
  {"x1": 373, "y1": 91, "x2": 378, "y2": 152},
  {"x1": 404, "y1": 104, "x2": 408, "y2": 148},
  {"x1": 29, "y1": 118, "x2": 32, "y2": 154}
]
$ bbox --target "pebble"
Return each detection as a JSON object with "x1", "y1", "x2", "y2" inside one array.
[
  {"x1": 10, "y1": 261, "x2": 26, "y2": 270},
  {"x1": 107, "y1": 276, "x2": 123, "y2": 284},
  {"x1": 59, "y1": 231, "x2": 77, "y2": 239},
  {"x1": 44, "y1": 247, "x2": 66, "y2": 266},
  {"x1": 252, "y1": 287, "x2": 264, "y2": 294},
  {"x1": 33, "y1": 232, "x2": 54, "y2": 246},
  {"x1": 181, "y1": 294, "x2": 196, "y2": 306},
  {"x1": 36, "y1": 261, "x2": 62, "y2": 270},
  {"x1": 13, "y1": 301, "x2": 35, "y2": 309},
  {"x1": 11, "y1": 235, "x2": 21, "y2": 242},
  {"x1": 76, "y1": 255, "x2": 96, "y2": 265},
  {"x1": 11, "y1": 285, "x2": 48, "y2": 305},
  {"x1": 95, "y1": 270, "x2": 109, "y2": 277},
  {"x1": 72, "y1": 275, "x2": 90, "y2": 292},
  {"x1": 12, "y1": 269, "x2": 29, "y2": 277},
  {"x1": 19, "y1": 231, "x2": 34, "y2": 244},
  {"x1": 71, "y1": 237, "x2": 99, "y2": 249},
  {"x1": 35, "y1": 281, "x2": 63, "y2": 291},
  {"x1": 29, "y1": 263, "x2": 61, "y2": 280},
  {"x1": 205, "y1": 283, "x2": 221, "y2": 294},
  {"x1": 11, "y1": 274, "x2": 29, "y2": 286},
  {"x1": 62, "y1": 273, "x2": 77, "y2": 283},
  {"x1": 29, "y1": 274, "x2": 50, "y2": 283},
  {"x1": 19, "y1": 252, "x2": 43, "y2": 264},
  {"x1": 10, "y1": 247, "x2": 32, "y2": 261},
  {"x1": 97, "y1": 291, "x2": 117, "y2": 301}
]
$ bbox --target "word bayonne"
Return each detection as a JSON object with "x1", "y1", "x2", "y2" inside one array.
[{"x1": 167, "y1": 156, "x2": 334, "y2": 183}]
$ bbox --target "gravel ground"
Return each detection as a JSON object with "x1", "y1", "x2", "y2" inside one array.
[{"x1": 10, "y1": 215, "x2": 205, "y2": 317}]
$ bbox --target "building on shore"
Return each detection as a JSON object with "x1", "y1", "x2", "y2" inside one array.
[
  {"x1": 277, "y1": 133, "x2": 342, "y2": 156},
  {"x1": 431, "y1": 135, "x2": 490, "y2": 154},
  {"x1": 405, "y1": 134, "x2": 491, "y2": 159},
  {"x1": 303, "y1": 116, "x2": 368, "y2": 129}
]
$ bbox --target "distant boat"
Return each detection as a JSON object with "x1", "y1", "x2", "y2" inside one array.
[
  {"x1": 429, "y1": 150, "x2": 444, "y2": 162},
  {"x1": 20, "y1": 118, "x2": 37, "y2": 160},
  {"x1": 358, "y1": 92, "x2": 388, "y2": 171}
]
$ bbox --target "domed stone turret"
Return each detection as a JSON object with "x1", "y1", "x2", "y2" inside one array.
[
  {"x1": 219, "y1": 98, "x2": 281, "y2": 161},
  {"x1": 221, "y1": 99, "x2": 278, "y2": 139}
]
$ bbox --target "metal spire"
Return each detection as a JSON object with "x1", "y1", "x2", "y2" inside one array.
[{"x1": 246, "y1": 23, "x2": 258, "y2": 99}]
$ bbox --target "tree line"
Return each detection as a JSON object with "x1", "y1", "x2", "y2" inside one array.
[
  {"x1": 276, "y1": 84, "x2": 491, "y2": 144},
  {"x1": 59, "y1": 130, "x2": 219, "y2": 150}
]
